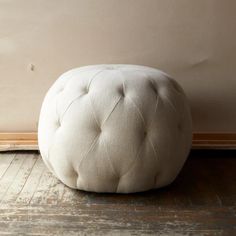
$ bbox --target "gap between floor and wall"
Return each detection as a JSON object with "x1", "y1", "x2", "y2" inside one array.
[{"x1": 0, "y1": 133, "x2": 236, "y2": 151}]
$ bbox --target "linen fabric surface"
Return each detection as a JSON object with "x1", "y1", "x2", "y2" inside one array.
[{"x1": 38, "y1": 64, "x2": 192, "y2": 193}]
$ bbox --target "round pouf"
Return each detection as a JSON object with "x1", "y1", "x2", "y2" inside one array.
[{"x1": 38, "y1": 64, "x2": 192, "y2": 193}]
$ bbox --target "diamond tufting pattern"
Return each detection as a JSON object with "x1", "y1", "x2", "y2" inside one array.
[{"x1": 38, "y1": 64, "x2": 192, "y2": 193}]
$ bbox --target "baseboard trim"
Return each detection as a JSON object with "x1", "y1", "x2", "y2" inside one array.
[
  {"x1": 192, "y1": 133, "x2": 236, "y2": 149},
  {"x1": 0, "y1": 132, "x2": 236, "y2": 151},
  {"x1": 0, "y1": 133, "x2": 38, "y2": 151}
]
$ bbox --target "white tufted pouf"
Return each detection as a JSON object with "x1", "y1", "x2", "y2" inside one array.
[{"x1": 38, "y1": 64, "x2": 192, "y2": 193}]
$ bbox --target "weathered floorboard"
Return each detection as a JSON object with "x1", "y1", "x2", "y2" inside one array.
[
  {"x1": 1, "y1": 153, "x2": 37, "y2": 204},
  {"x1": 0, "y1": 153, "x2": 16, "y2": 179},
  {"x1": 15, "y1": 157, "x2": 45, "y2": 205},
  {"x1": 0, "y1": 154, "x2": 26, "y2": 201},
  {"x1": 0, "y1": 150, "x2": 235, "y2": 235}
]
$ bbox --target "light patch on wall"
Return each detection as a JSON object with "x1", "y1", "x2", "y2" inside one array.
[
  {"x1": 191, "y1": 58, "x2": 209, "y2": 67},
  {"x1": 0, "y1": 38, "x2": 16, "y2": 53}
]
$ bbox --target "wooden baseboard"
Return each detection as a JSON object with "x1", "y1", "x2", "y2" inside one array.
[
  {"x1": 192, "y1": 133, "x2": 236, "y2": 149},
  {"x1": 0, "y1": 133, "x2": 38, "y2": 151},
  {"x1": 0, "y1": 132, "x2": 236, "y2": 151}
]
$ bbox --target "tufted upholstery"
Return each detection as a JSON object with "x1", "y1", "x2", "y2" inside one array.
[{"x1": 38, "y1": 64, "x2": 192, "y2": 193}]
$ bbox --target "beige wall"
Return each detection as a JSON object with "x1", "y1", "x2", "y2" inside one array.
[{"x1": 0, "y1": 0, "x2": 236, "y2": 132}]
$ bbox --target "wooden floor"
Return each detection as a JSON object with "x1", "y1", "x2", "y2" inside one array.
[{"x1": 0, "y1": 151, "x2": 235, "y2": 235}]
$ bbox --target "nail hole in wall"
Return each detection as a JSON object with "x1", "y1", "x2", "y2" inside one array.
[{"x1": 28, "y1": 63, "x2": 35, "y2": 72}]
